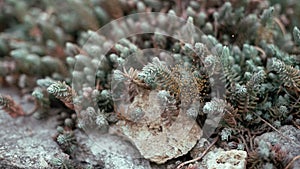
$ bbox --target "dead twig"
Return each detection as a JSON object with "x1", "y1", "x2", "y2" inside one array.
[
  {"x1": 254, "y1": 46, "x2": 266, "y2": 60},
  {"x1": 273, "y1": 17, "x2": 286, "y2": 35},
  {"x1": 284, "y1": 155, "x2": 300, "y2": 169},
  {"x1": 176, "y1": 136, "x2": 218, "y2": 169}
]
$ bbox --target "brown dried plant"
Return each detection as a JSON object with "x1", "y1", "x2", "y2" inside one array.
[{"x1": 0, "y1": 94, "x2": 25, "y2": 118}]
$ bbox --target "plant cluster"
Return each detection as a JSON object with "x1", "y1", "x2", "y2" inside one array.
[{"x1": 0, "y1": 0, "x2": 300, "y2": 168}]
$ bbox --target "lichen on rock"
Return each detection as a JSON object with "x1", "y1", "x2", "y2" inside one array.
[{"x1": 197, "y1": 148, "x2": 247, "y2": 169}]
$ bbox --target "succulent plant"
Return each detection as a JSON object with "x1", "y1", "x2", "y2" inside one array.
[{"x1": 1, "y1": 0, "x2": 300, "y2": 168}]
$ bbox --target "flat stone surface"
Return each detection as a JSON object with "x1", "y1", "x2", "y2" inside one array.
[
  {"x1": 197, "y1": 148, "x2": 247, "y2": 169},
  {"x1": 254, "y1": 125, "x2": 300, "y2": 169},
  {"x1": 0, "y1": 88, "x2": 68, "y2": 168},
  {"x1": 114, "y1": 90, "x2": 202, "y2": 164},
  {"x1": 74, "y1": 130, "x2": 151, "y2": 169}
]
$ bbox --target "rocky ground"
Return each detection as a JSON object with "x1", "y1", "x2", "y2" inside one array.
[{"x1": 1, "y1": 87, "x2": 299, "y2": 169}]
